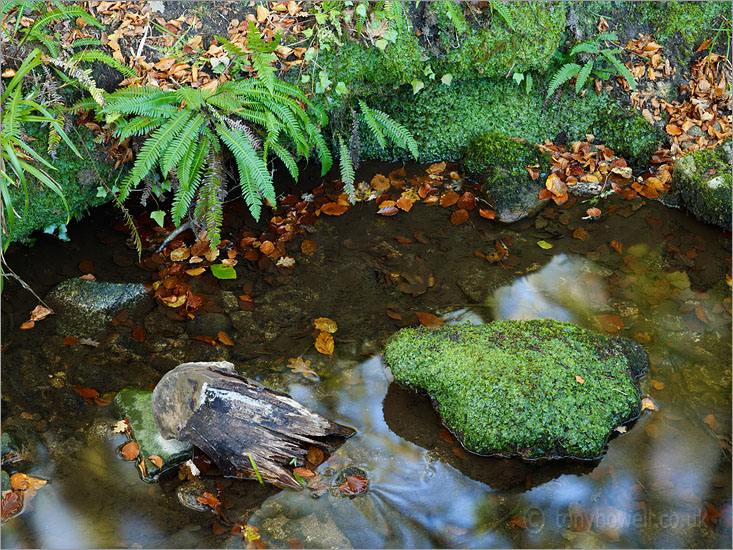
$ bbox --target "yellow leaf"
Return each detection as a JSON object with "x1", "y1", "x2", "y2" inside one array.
[
  {"x1": 315, "y1": 331, "x2": 334, "y2": 355},
  {"x1": 545, "y1": 173, "x2": 566, "y2": 196},
  {"x1": 186, "y1": 267, "x2": 206, "y2": 276},
  {"x1": 170, "y1": 247, "x2": 190, "y2": 261},
  {"x1": 314, "y1": 317, "x2": 338, "y2": 333},
  {"x1": 148, "y1": 455, "x2": 163, "y2": 468},
  {"x1": 641, "y1": 397, "x2": 657, "y2": 411}
]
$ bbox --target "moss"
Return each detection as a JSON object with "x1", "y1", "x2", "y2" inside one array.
[
  {"x1": 431, "y1": 2, "x2": 566, "y2": 81},
  {"x1": 6, "y1": 124, "x2": 123, "y2": 246},
  {"x1": 383, "y1": 320, "x2": 647, "y2": 459},
  {"x1": 594, "y1": 110, "x2": 667, "y2": 169},
  {"x1": 671, "y1": 139, "x2": 732, "y2": 229}
]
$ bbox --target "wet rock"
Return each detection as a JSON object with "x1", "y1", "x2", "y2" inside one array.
[
  {"x1": 1, "y1": 470, "x2": 9, "y2": 491},
  {"x1": 671, "y1": 139, "x2": 731, "y2": 230},
  {"x1": 219, "y1": 291, "x2": 239, "y2": 313},
  {"x1": 114, "y1": 388, "x2": 192, "y2": 481},
  {"x1": 151, "y1": 361, "x2": 355, "y2": 489},
  {"x1": 144, "y1": 308, "x2": 185, "y2": 337},
  {"x1": 45, "y1": 278, "x2": 153, "y2": 337},
  {"x1": 464, "y1": 131, "x2": 551, "y2": 223},
  {"x1": 595, "y1": 109, "x2": 667, "y2": 169},
  {"x1": 176, "y1": 477, "x2": 209, "y2": 512},
  {"x1": 229, "y1": 310, "x2": 261, "y2": 336},
  {"x1": 185, "y1": 312, "x2": 231, "y2": 338},
  {"x1": 383, "y1": 319, "x2": 647, "y2": 460}
]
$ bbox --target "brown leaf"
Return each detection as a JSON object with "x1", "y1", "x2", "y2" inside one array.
[
  {"x1": 439, "y1": 428, "x2": 456, "y2": 444},
  {"x1": 507, "y1": 516, "x2": 528, "y2": 529},
  {"x1": 132, "y1": 326, "x2": 147, "y2": 343},
  {"x1": 217, "y1": 331, "x2": 234, "y2": 346},
  {"x1": 74, "y1": 386, "x2": 100, "y2": 400},
  {"x1": 545, "y1": 173, "x2": 566, "y2": 196},
  {"x1": 19, "y1": 321, "x2": 35, "y2": 330},
  {"x1": 609, "y1": 240, "x2": 623, "y2": 254},
  {"x1": 306, "y1": 446, "x2": 325, "y2": 467},
  {"x1": 450, "y1": 209, "x2": 469, "y2": 226},
  {"x1": 575, "y1": 375, "x2": 585, "y2": 384},
  {"x1": 598, "y1": 314, "x2": 624, "y2": 333},
  {"x1": 170, "y1": 247, "x2": 190, "y2": 261},
  {"x1": 320, "y1": 203, "x2": 348, "y2": 216},
  {"x1": 314, "y1": 317, "x2": 338, "y2": 333},
  {"x1": 197, "y1": 491, "x2": 220, "y2": 507},
  {"x1": 665, "y1": 124, "x2": 683, "y2": 136},
  {"x1": 29, "y1": 305, "x2": 53, "y2": 322},
  {"x1": 300, "y1": 239, "x2": 316, "y2": 254},
  {"x1": 287, "y1": 357, "x2": 317, "y2": 379},
  {"x1": 260, "y1": 241, "x2": 275, "y2": 255},
  {"x1": 370, "y1": 174, "x2": 391, "y2": 192},
  {"x1": 396, "y1": 196, "x2": 414, "y2": 212},
  {"x1": 585, "y1": 207, "x2": 601, "y2": 218},
  {"x1": 1, "y1": 491, "x2": 23, "y2": 522},
  {"x1": 572, "y1": 227, "x2": 590, "y2": 241},
  {"x1": 456, "y1": 192, "x2": 476, "y2": 211},
  {"x1": 62, "y1": 336, "x2": 79, "y2": 346},
  {"x1": 439, "y1": 191, "x2": 460, "y2": 207},
  {"x1": 10, "y1": 473, "x2": 47, "y2": 491},
  {"x1": 314, "y1": 331, "x2": 334, "y2": 355},
  {"x1": 338, "y1": 475, "x2": 369, "y2": 496},
  {"x1": 121, "y1": 441, "x2": 140, "y2": 460},
  {"x1": 186, "y1": 267, "x2": 206, "y2": 276},
  {"x1": 148, "y1": 455, "x2": 163, "y2": 468},
  {"x1": 650, "y1": 379, "x2": 664, "y2": 390},
  {"x1": 703, "y1": 414, "x2": 717, "y2": 431},
  {"x1": 293, "y1": 467, "x2": 315, "y2": 478},
  {"x1": 416, "y1": 312, "x2": 445, "y2": 327},
  {"x1": 641, "y1": 397, "x2": 657, "y2": 411},
  {"x1": 479, "y1": 208, "x2": 496, "y2": 220}
]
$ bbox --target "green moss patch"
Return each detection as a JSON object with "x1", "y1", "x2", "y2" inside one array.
[
  {"x1": 594, "y1": 110, "x2": 666, "y2": 169},
  {"x1": 384, "y1": 320, "x2": 647, "y2": 460},
  {"x1": 114, "y1": 388, "x2": 192, "y2": 482},
  {"x1": 671, "y1": 139, "x2": 732, "y2": 230}
]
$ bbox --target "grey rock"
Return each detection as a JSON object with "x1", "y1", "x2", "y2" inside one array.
[
  {"x1": 46, "y1": 278, "x2": 153, "y2": 337},
  {"x1": 219, "y1": 291, "x2": 239, "y2": 313},
  {"x1": 185, "y1": 312, "x2": 231, "y2": 337}
]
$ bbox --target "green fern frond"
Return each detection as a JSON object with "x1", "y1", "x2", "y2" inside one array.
[
  {"x1": 546, "y1": 63, "x2": 581, "y2": 97},
  {"x1": 69, "y1": 96, "x2": 100, "y2": 113},
  {"x1": 160, "y1": 114, "x2": 205, "y2": 177},
  {"x1": 490, "y1": 1, "x2": 515, "y2": 31},
  {"x1": 26, "y1": 6, "x2": 102, "y2": 37},
  {"x1": 113, "y1": 116, "x2": 165, "y2": 139},
  {"x1": 194, "y1": 151, "x2": 225, "y2": 249},
  {"x1": 172, "y1": 136, "x2": 210, "y2": 225},
  {"x1": 569, "y1": 42, "x2": 600, "y2": 56},
  {"x1": 267, "y1": 134, "x2": 299, "y2": 181},
  {"x1": 575, "y1": 60, "x2": 593, "y2": 93},
  {"x1": 361, "y1": 102, "x2": 419, "y2": 159},
  {"x1": 602, "y1": 50, "x2": 636, "y2": 90},
  {"x1": 70, "y1": 50, "x2": 137, "y2": 77},
  {"x1": 252, "y1": 52, "x2": 276, "y2": 93},
  {"x1": 216, "y1": 123, "x2": 274, "y2": 221},
  {"x1": 311, "y1": 131, "x2": 332, "y2": 176},
  {"x1": 359, "y1": 100, "x2": 386, "y2": 149},
  {"x1": 117, "y1": 110, "x2": 193, "y2": 201},
  {"x1": 338, "y1": 136, "x2": 355, "y2": 186},
  {"x1": 597, "y1": 31, "x2": 619, "y2": 42},
  {"x1": 246, "y1": 20, "x2": 280, "y2": 54},
  {"x1": 71, "y1": 37, "x2": 103, "y2": 48},
  {"x1": 444, "y1": 2, "x2": 468, "y2": 35},
  {"x1": 176, "y1": 87, "x2": 212, "y2": 110},
  {"x1": 104, "y1": 88, "x2": 176, "y2": 116}
]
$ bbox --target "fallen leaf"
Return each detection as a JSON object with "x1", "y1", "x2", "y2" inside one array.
[
  {"x1": 287, "y1": 357, "x2": 318, "y2": 379},
  {"x1": 314, "y1": 317, "x2": 338, "y2": 333},
  {"x1": 572, "y1": 227, "x2": 590, "y2": 241},
  {"x1": 416, "y1": 311, "x2": 445, "y2": 327},
  {"x1": 112, "y1": 419, "x2": 129, "y2": 434},
  {"x1": 74, "y1": 386, "x2": 100, "y2": 401},
  {"x1": 396, "y1": 196, "x2": 413, "y2": 212},
  {"x1": 610, "y1": 240, "x2": 623, "y2": 254},
  {"x1": 479, "y1": 208, "x2": 496, "y2": 220},
  {"x1": 665, "y1": 124, "x2": 683, "y2": 136},
  {"x1": 439, "y1": 428, "x2": 456, "y2": 444},
  {"x1": 306, "y1": 446, "x2": 325, "y2": 466},
  {"x1": 300, "y1": 239, "x2": 316, "y2": 254},
  {"x1": 370, "y1": 174, "x2": 391, "y2": 192},
  {"x1": 29, "y1": 305, "x2": 53, "y2": 322},
  {"x1": 217, "y1": 331, "x2": 234, "y2": 346},
  {"x1": 537, "y1": 240, "x2": 553, "y2": 249},
  {"x1": 338, "y1": 475, "x2": 369, "y2": 496},
  {"x1": 1, "y1": 491, "x2": 23, "y2": 522},
  {"x1": 450, "y1": 208, "x2": 469, "y2": 225},
  {"x1": 426, "y1": 161, "x2": 446, "y2": 175},
  {"x1": 598, "y1": 314, "x2": 624, "y2": 333},
  {"x1": 439, "y1": 191, "x2": 460, "y2": 207},
  {"x1": 546, "y1": 173, "x2": 566, "y2": 196},
  {"x1": 615, "y1": 425, "x2": 627, "y2": 433},
  {"x1": 586, "y1": 207, "x2": 601, "y2": 218},
  {"x1": 703, "y1": 414, "x2": 717, "y2": 431},
  {"x1": 197, "y1": 492, "x2": 220, "y2": 507},
  {"x1": 186, "y1": 266, "x2": 206, "y2": 276},
  {"x1": 121, "y1": 441, "x2": 140, "y2": 460},
  {"x1": 457, "y1": 192, "x2": 476, "y2": 210},
  {"x1": 320, "y1": 203, "x2": 348, "y2": 216},
  {"x1": 377, "y1": 204, "x2": 399, "y2": 216},
  {"x1": 650, "y1": 380, "x2": 664, "y2": 390},
  {"x1": 293, "y1": 467, "x2": 315, "y2": 478},
  {"x1": 20, "y1": 321, "x2": 35, "y2": 330},
  {"x1": 260, "y1": 241, "x2": 275, "y2": 255},
  {"x1": 315, "y1": 331, "x2": 334, "y2": 355},
  {"x1": 507, "y1": 516, "x2": 528, "y2": 529},
  {"x1": 148, "y1": 455, "x2": 163, "y2": 468},
  {"x1": 132, "y1": 326, "x2": 147, "y2": 343},
  {"x1": 10, "y1": 473, "x2": 47, "y2": 491},
  {"x1": 575, "y1": 375, "x2": 585, "y2": 384},
  {"x1": 641, "y1": 397, "x2": 657, "y2": 411}
]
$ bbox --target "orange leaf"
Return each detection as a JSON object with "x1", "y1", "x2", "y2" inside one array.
[
  {"x1": 320, "y1": 203, "x2": 348, "y2": 216},
  {"x1": 314, "y1": 317, "x2": 338, "y2": 333},
  {"x1": 439, "y1": 191, "x2": 460, "y2": 207},
  {"x1": 439, "y1": 428, "x2": 456, "y2": 444},
  {"x1": 572, "y1": 227, "x2": 589, "y2": 241},
  {"x1": 29, "y1": 305, "x2": 53, "y2": 322},
  {"x1": 315, "y1": 331, "x2": 334, "y2": 355},
  {"x1": 609, "y1": 240, "x2": 623, "y2": 254},
  {"x1": 148, "y1": 455, "x2": 163, "y2": 468},
  {"x1": 650, "y1": 379, "x2": 664, "y2": 390},
  {"x1": 20, "y1": 321, "x2": 35, "y2": 330},
  {"x1": 1, "y1": 491, "x2": 23, "y2": 522},
  {"x1": 79, "y1": 274, "x2": 96, "y2": 281},
  {"x1": 545, "y1": 173, "x2": 567, "y2": 196},
  {"x1": 479, "y1": 208, "x2": 496, "y2": 220},
  {"x1": 586, "y1": 207, "x2": 601, "y2": 218},
  {"x1": 306, "y1": 446, "x2": 326, "y2": 466},
  {"x1": 338, "y1": 475, "x2": 369, "y2": 495},
  {"x1": 575, "y1": 375, "x2": 585, "y2": 384},
  {"x1": 121, "y1": 441, "x2": 140, "y2": 460},
  {"x1": 665, "y1": 124, "x2": 683, "y2": 136},
  {"x1": 598, "y1": 314, "x2": 624, "y2": 333},
  {"x1": 703, "y1": 414, "x2": 717, "y2": 431},
  {"x1": 370, "y1": 174, "x2": 391, "y2": 192},
  {"x1": 416, "y1": 311, "x2": 445, "y2": 327},
  {"x1": 10, "y1": 473, "x2": 47, "y2": 491},
  {"x1": 196, "y1": 492, "x2": 220, "y2": 507},
  {"x1": 132, "y1": 326, "x2": 147, "y2": 342},
  {"x1": 396, "y1": 196, "x2": 413, "y2": 212},
  {"x1": 293, "y1": 467, "x2": 315, "y2": 478},
  {"x1": 260, "y1": 241, "x2": 275, "y2": 255},
  {"x1": 456, "y1": 192, "x2": 476, "y2": 211},
  {"x1": 217, "y1": 331, "x2": 235, "y2": 346},
  {"x1": 74, "y1": 386, "x2": 100, "y2": 400},
  {"x1": 507, "y1": 516, "x2": 528, "y2": 529},
  {"x1": 186, "y1": 267, "x2": 206, "y2": 276},
  {"x1": 300, "y1": 239, "x2": 316, "y2": 254},
  {"x1": 450, "y1": 209, "x2": 469, "y2": 226}
]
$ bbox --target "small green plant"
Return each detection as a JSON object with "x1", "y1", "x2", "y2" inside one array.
[
  {"x1": 546, "y1": 31, "x2": 636, "y2": 97},
  {"x1": 247, "y1": 453, "x2": 264, "y2": 486}
]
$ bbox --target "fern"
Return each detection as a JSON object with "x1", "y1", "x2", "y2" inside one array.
[
  {"x1": 602, "y1": 50, "x2": 636, "y2": 90},
  {"x1": 338, "y1": 136, "x2": 355, "y2": 186},
  {"x1": 443, "y1": 2, "x2": 468, "y2": 35},
  {"x1": 70, "y1": 51, "x2": 137, "y2": 78},
  {"x1": 361, "y1": 102, "x2": 419, "y2": 159},
  {"x1": 71, "y1": 37, "x2": 103, "y2": 48},
  {"x1": 194, "y1": 151, "x2": 225, "y2": 248},
  {"x1": 490, "y1": 1, "x2": 515, "y2": 31},
  {"x1": 575, "y1": 60, "x2": 593, "y2": 93},
  {"x1": 570, "y1": 42, "x2": 600, "y2": 56},
  {"x1": 172, "y1": 136, "x2": 209, "y2": 225},
  {"x1": 359, "y1": 100, "x2": 386, "y2": 149},
  {"x1": 546, "y1": 63, "x2": 580, "y2": 97},
  {"x1": 160, "y1": 114, "x2": 205, "y2": 177}
]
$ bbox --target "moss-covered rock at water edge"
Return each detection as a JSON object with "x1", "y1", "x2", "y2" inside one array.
[
  {"x1": 383, "y1": 319, "x2": 648, "y2": 460},
  {"x1": 463, "y1": 131, "x2": 552, "y2": 223},
  {"x1": 594, "y1": 110, "x2": 667, "y2": 169},
  {"x1": 114, "y1": 388, "x2": 192, "y2": 482},
  {"x1": 671, "y1": 139, "x2": 732, "y2": 230}
]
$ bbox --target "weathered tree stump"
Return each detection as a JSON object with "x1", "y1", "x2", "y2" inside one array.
[{"x1": 152, "y1": 361, "x2": 355, "y2": 489}]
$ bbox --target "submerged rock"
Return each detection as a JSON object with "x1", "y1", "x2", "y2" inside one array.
[
  {"x1": 671, "y1": 139, "x2": 731, "y2": 230},
  {"x1": 114, "y1": 388, "x2": 192, "y2": 481},
  {"x1": 46, "y1": 278, "x2": 153, "y2": 337},
  {"x1": 383, "y1": 319, "x2": 647, "y2": 460},
  {"x1": 463, "y1": 132, "x2": 551, "y2": 223}
]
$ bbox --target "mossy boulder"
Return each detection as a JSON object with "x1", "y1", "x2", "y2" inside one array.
[
  {"x1": 114, "y1": 388, "x2": 193, "y2": 482},
  {"x1": 671, "y1": 139, "x2": 732, "y2": 230},
  {"x1": 594, "y1": 110, "x2": 667, "y2": 169},
  {"x1": 464, "y1": 132, "x2": 552, "y2": 223},
  {"x1": 383, "y1": 320, "x2": 648, "y2": 460},
  {"x1": 46, "y1": 278, "x2": 153, "y2": 337}
]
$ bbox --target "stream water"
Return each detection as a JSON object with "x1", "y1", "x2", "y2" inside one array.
[{"x1": 1, "y1": 162, "x2": 731, "y2": 548}]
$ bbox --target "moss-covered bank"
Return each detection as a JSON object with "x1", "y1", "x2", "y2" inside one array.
[{"x1": 384, "y1": 320, "x2": 648, "y2": 460}]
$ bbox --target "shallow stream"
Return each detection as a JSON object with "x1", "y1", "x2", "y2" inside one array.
[{"x1": 2, "y1": 162, "x2": 731, "y2": 548}]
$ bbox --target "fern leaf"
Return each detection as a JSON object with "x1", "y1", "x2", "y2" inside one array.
[
  {"x1": 173, "y1": 136, "x2": 210, "y2": 225},
  {"x1": 311, "y1": 131, "x2": 333, "y2": 176},
  {"x1": 118, "y1": 110, "x2": 193, "y2": 201},
  {"x1": 575, "y1": 60, "x2": 593, "y2": 93},
  {"x1": 490, "y1": 1, "x2": 515, "y2": 31},
  {"x1": 70, "y1": 50, "x2": 137, "y2": 77},
  {"x1": 359, "y1": 100, "x2": 386, "y2": 149},
  {"x1": 194, "y1": 151, "x2": 225, "y2": 249},
  {"x1": 160, "y1": 113, "x2": 205, "y2": 177},
  {"x1": 364, "y1": 105, "x2": 419, "y2": 159},
  {"x1": 246, "y1": 20, "x2": 280, "y2": 54},
  {"x1": 71, "y1": 37, "x2": 103, "y2": 48},
  {"x1": 26, "y1": 6, "x2": 102, "y2": 37},
  {"x1": 216, "y1": 123, "x2": 274, "y2": 221},
  {"x1": 444, "y1": 2, "x2": 468, "y2": 34},
  {"x1": 602, "y1": 50, "x2": 636, "y2": 90},
  {"x1": 104, "y1": 88, "x2": 176, "y2": 116},
  {"x1": 267, "y1": 136, "x2": 299, "y2": 181},
  {"x1": 338, "y1": 136, "x2": 355, "y2": 186},
  {"x1": 569, "y1": 42, "x2": 600, "y2": 56},
  {"x1": 546, "y1": 63, "x2": 581, "y2": 97},
  {"x1": 113, "y1": 116, "x2": 165, "y2": 139},
  {"x1": 252, "y1": 52, "x2": 276, "y2": 93}
]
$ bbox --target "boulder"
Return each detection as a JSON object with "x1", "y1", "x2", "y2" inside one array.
[
  {"x1": 463, "y1": 132, "x2": 551, "y2": 223},
  {"x1": 383, "y1": 319, "x2": 647, "y2": 460},
  {"x1": 46, "y1": 278, "x2": 153, "y2": 337},
  {"x1": 671, "y1": 139, "x2": 731, "y2": 230},
  {"x1": 114, "y1": 388, "x2": 193, "y2": 481}
]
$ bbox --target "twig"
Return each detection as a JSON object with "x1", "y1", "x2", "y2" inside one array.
[
  {"x1": 135, "y1": 24, "x2": 150, "y2": 58},
  {"x1": 0, "y1": 260, "x2": 53, "y2": 309}
]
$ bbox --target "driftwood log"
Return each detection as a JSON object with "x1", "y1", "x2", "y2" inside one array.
[{"x1": 152, "y1": 361, "x2": 355, "y2": 489}]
